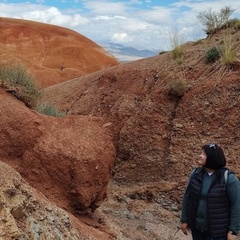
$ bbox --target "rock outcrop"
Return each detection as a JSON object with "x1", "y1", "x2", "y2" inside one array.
[
  {"x1": 0, "y1": 160, "x2": 80, "y2": 239},
  {"x1": 0, "y1": 160, "x2": 117, "y2": 239},
  {"x1": 0, "y1": 88, "x2": 116, "y2": 214}
]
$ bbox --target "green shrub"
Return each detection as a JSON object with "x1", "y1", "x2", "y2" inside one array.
[
  {"x1": 205, "y1": 46, "x2": 221, "y2": 63},
  {"x1": 36, "y1": 102, "x2": 65, "y2": 117},
  {"x1": 0, "y1": 64, "x2": 41, "y2": 107}
]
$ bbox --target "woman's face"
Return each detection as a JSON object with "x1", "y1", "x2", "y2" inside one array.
[{"x1": 199, "y1": 150, "x2": 207, "y2": 166}]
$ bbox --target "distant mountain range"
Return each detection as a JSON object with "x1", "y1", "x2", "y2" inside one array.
[{"x1": 100, "y1": 42, "x2": 159, "y2": 62}]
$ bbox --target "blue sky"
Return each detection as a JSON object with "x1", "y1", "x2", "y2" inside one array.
[{"x1": 1, "y1": 0, "x2": 240, "y2": 51}]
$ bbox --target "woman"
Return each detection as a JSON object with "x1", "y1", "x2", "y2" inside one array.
[{"x1": 180, "y1": 143, "x2": 240, "y2": 240}]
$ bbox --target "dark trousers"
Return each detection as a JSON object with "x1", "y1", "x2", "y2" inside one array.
[{"x1": 191, "y1": 228, "x2": 226, "y2": 240}]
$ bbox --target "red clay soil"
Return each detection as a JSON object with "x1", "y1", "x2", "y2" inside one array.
[{"x1": 0, "y1": 17, "x2": 119, "y2": 88}]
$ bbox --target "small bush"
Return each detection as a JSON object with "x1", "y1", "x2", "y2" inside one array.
[
  {"x1": 205, "y1": 46, "x2": 221, "y2": 63},
  {"x1": 36, "y1": 102, "x2": 65, "y2": 117},
  {"x1": 0, "y1": 64, "x2": 41, "y2": 107},
  {"x1": 169, "y1": 80, "x2": 186, "y2": 98},
  {"x1": 172, "y1": 46, "x2": 184, "y2": 62}
]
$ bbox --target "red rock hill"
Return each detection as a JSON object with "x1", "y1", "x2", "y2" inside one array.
[{"x1": 0, "y1": 17, "x2": 119, "y2": 88}]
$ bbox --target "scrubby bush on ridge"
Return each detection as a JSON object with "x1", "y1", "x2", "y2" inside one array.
[{"x1": 197, "y1": 6, "x2": 234, "y2": 35}]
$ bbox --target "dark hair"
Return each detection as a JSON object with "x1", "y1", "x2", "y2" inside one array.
[{"x1": 202, "y1": 143, "x2": 226, "y2": 170}]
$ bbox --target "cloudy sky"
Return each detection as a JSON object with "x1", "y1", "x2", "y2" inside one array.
[{"x1": 1, "y1": 0, "x2": 240, "y2": 51}]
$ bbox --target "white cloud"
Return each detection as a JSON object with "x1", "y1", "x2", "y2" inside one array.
[
  {"x1": 0, "y1": 3, "x2": 89, "y2": 27},
  {"x1": 93, "y1": 15, "x2": 127, "y2": 20},
  {"x1": 33, "y1": 8, "x2": 88, "y2": 27},
  {"x1": 137, "y1": 6, "x2": 174, "y2": 24},
  {"x1": 111, "y1": 33, "x2": 133, "y2": 42},
  {"x1": 81, "y1": 1, "x2": 128, "y2": 15}
]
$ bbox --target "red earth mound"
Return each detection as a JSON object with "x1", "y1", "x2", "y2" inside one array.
[
  {"x1": 0, "y1": 88, "x2": 116, "y2": 215},
  {"x1": 0, "y1": 17, "x2": 120, "y2": 88}
]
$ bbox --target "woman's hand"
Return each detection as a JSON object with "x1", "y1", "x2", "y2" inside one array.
[
  {"x1": 227, "y1": 232, "x2": 237, "y2": 240},
  {"x1": 180, "y1": 223, "x2": 189, "y2": 235}
]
